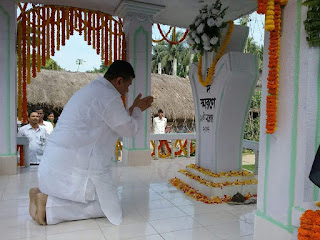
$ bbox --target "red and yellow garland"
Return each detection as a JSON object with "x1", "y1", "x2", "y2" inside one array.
[
  {"x1": 257, "y1": 0, "x2": 288, "y2": 134},
  {"x1": 169, "y1": 177, "x2": 256, "y2": 204},
  {"x1": 157, "y1": 24, "x2": 188, "y2": 45},
  {"x1": 17, "y1": 3, "x2": 126, "y2": 123},
  {"x1": 298, "y1": 210, "x2": 320, "y2": 240},
  {"x1": 151, "y1": 139, "x2": 196, "y2": 158}
]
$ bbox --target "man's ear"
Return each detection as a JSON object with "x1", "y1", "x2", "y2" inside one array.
[{"x1": 115, "y1": 77, "x2": 123, "y2": 86}]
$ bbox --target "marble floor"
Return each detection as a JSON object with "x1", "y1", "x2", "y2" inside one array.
[{"x1": 0, "y1": 157, "x2": 256, "y2": 240}]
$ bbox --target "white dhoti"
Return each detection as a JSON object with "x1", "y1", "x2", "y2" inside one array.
[
  {"x1": 45, "y1": 179, "x2": 105, "y2": 225},
  {"x1": 46, "y1": 197, "x2": 105, "y2": 225}
]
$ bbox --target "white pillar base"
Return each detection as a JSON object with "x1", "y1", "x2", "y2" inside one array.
[
  {"x1": 0, "y1": 155, "x2": 17, "y2": 175},
  {"x1": 254, "y1": 214, "x2": 293, "y2": 240},
  {"x1": 122, "y1": 149, "x2": 151, "y2": 166}
]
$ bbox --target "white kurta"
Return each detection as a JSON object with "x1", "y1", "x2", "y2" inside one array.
[
  {"x1": 38, "y1": 76, "x2": 142, "y2": 225},
  {"x1": 153, "y1": 116, "x2": 167, "y2": 134},
  {"x1": 42, "y1": 121, "x2": 54, "y2": 135}
]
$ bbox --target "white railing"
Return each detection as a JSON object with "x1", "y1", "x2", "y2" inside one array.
[
  {"x1": 150, "y1": 133, "x2": 196, "y2": 159},
  {"x1": 149, "y1": 134, "x2": 259, "y2": 174}
]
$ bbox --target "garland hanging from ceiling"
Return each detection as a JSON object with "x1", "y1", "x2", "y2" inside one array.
[
  {"x1": 152, "y1": 24, "x2": 189, "y2": 45},
  {"x1": 17, "y1": 3, "x2": 126, "y2": 123},
  {"x1": 257, "y1": 0, "x2": 288, "y2": 134}
]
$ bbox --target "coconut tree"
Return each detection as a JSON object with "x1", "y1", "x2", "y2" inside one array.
[
  {"x1": 76, "y1": 59, "x2": 86, "y2": 72},
  {"x1": 152, "y1": 31, "x2": 191, "y2": 77}
]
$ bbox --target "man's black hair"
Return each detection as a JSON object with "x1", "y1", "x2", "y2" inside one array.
[
  {"x1": 34, "y1": 106, "x2": 44, "y2": 112},
  {"x1": 158, "y1": 109, "x2": 163, "y2": 114},
  {"x1": 104, "y1": 60, "x2": 135, "y2": 81},
  {"x1": 28, "y1": 110, "x2": 38, "y2": 118}
]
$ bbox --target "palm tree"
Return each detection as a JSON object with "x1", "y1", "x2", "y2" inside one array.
[
  {"x1": 152, "y1": 31, "x2": 192, "y2": 77},
  {"x1": 76, "y1": 59, "x2": 85, "y2": 72}
]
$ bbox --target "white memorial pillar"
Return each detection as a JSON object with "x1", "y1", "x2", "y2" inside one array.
[
  {"x1": 115, "y1": 1, "x2": 164, "y2": 166},
  {"x1": 0, "y1": 0, "x2": 17, "y2": 175},
  {"x1": 189, "y1": 25, "x2": 259, "y2": 173},
  {"x1": 254, "y1": 1, "x2": 320, "y2": 239}
]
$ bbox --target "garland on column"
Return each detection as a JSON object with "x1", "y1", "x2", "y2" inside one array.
[
  {"x1": 17, "y1": 4, "x2": 126, "y2": 122},
  {"x1": 257, "y1": 0, "x2": 288, "y2": 134}
]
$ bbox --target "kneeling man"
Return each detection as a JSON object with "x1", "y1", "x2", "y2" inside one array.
[{"x1": 29, "y1": 61, "x2": 153, "y2": 225}]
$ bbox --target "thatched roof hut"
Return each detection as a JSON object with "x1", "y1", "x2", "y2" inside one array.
[{"x1": 27, "y1": 70, "x2": 195, "y2": 121}]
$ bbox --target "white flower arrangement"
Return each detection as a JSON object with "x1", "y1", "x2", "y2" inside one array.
[{"x1": 187, "y1": 0, "x2": 228, "y2": 54}]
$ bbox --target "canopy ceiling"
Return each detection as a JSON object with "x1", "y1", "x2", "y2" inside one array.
[{"x1": 18, "y1": 0, "x2": 257, "y2": 28}]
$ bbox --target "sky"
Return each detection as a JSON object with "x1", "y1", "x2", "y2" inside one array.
[{"x1": 50, "y1": 12, "x2": 265, "y2": 72}]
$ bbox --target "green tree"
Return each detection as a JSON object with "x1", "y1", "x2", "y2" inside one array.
[
  {"x1": 76, "y1": 59, "x2": 85, "y2": 72},
  {"x1": 86, "y1": 61, "x2": 109, "y2": 73},
  {"x1": 152, "y1": 31, "x2": 191, "y2": 77},
  {"x1": 41, "y1": 58, "x2": 63, "y2": 70}
]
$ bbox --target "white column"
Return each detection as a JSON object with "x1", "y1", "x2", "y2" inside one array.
[
  {"x1": 255, "y1": 1, "x2": 320, "y2": 238},
  {"x1": 0, "y1": 0, "x2": 17, "y2": 175},
  {"x1": 115, "y1": 1, "x2": 164, "y2": 166}
]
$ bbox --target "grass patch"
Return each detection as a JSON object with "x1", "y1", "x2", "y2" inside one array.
[{"x1": 243, "y1": 164, "x2": 255, "y2": 172}]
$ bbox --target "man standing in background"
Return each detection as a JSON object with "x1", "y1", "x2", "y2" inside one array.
[
  {"x1": 153, "y1": 109, "x2": 167, "y2": 155},
  {"x1": 36, "y1": 107, "x2": 54, "y2": 135},
  {"x1": 17, "y1": 111, "x2": 48, "y2": 165}
]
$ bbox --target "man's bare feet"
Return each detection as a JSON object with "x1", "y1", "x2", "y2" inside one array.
[
  {"x1": 35, "y1": 192, "x2": 48, "y2": 225},
  {"x1": 29, "y1": 188, "x2": 40, "y2": 220}
]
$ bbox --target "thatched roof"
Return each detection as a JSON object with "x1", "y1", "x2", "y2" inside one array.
[{"x1": 27, "y1": 70, "x2": 195, "y2": 120}]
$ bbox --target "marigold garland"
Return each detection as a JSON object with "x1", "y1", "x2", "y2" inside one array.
[
  {"x1": 298, "y1": 210, "x2": 320, "y2": 240},
  {"x1": 257, "y1": 0, "x2": 287, "y2": 134},
  {"x1": 157, "y1": 24, "x2": 188, "y2": 45},
  {"x1": 152, "y1": 26, "x2": 173, "y2": 43},
  {"x1": 46, "y1": 7, "x2": 50, "y2": 60},
  {"x1": 257, "y1": 0, "x2": 268, "y2": 14},
  {"x1": 16, "y1": 4, "x2": 126, "y2": 120},
  {"x1": 169, "y1": 177, "x2": 257, "y2": 204},
  {"x1": 17, "y1": 24, "x2": 22, "y2": 121},
  {"x1": 26, "y1": 12, "x2": 31, "y2": 84},
  {"x1": 31, "y1": 10, "x2": 36, "y2": 78},
  {"x1": 197, "y1": 21, "x2": 234, "y2": 87},
  {"x1": 187, "y1": 164, "x2": 253, "y2": 178},
  {"x1": 178, "y1": 169, "x2": 258, "y2": 188},
  {"x1": 151, "y1": 140, "x2": 191, "y2": 158},
  {"x1": 114, "y1": 21, "x2": 118, "y2": 61}
]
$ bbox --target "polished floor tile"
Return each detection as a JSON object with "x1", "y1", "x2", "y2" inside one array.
[
  {"x1": 160, "y1": 227, "x2": 221, "y2": 240},
  {"x1": 206, "y1": 221, "x2": 254, "y2": 240},
  {"x1": 129, "y1": 234, "x2": 164, "y2": 240},
  {"x1": 47, "y1": 228, "x2": 106, "y2": 240},
  {"x1": 191, "y1": 211, "x2": 238, "y2": 226},
  {"x1": 46, "y1": 219, "x2": 99, "y2": 236},
  {"x1": 137, "y1": 206, "x2": 187, "y2": 221},
  {"x1": 148, "y1": 216, "x2": 202, "y2": 233},
  {"x1": 0, "y1": 157, "x2": 258, "y2": 240},
  {"x1": 100, "y1": 222, "x2": 157, "y2": 240}
]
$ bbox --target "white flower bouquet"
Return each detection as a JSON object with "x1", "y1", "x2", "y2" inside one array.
[{"x1": 188, "y1": 0, "x2": 228, "y2": 53}]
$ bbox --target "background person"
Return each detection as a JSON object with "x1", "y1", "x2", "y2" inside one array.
[
  {"x1": 153, "y1": 109, "x2": 168, "y2": 155},
  {"x1": 17, "y1": 110, "x2": 48, "y2": 165},
  {"x1": 36, "y1": 107, "x2": 54, "y2": 135},
  {"x1": 46, "y1": 112, "x2": 56, "y2": 128}
]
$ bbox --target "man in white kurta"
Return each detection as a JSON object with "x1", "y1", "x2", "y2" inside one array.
[
  {"x1": 36, "y1": 108, "x2": 54, "y2": 135},
  {"x1": 30, "y1": 61, "x2": 153, "y2": 226}
]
